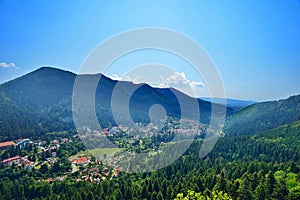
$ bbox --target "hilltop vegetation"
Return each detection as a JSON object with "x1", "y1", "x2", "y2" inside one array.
[
  {"x1": 0, "y1": 92, "x2": 43, "y2": 140},
  {"x1": 225, "y1": 95, "x2": 300, "y2": 136}
]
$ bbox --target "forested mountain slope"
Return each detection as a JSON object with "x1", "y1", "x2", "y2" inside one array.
[
  {"x1": 225, "y1": 95, "x2": 300, "y2": 136},
  {"x1": 0, "y1": 67, "x2": 230, "y2": 140},
  {"x1": 0, "y1": 92, "x2": 43, "y2": 141}
]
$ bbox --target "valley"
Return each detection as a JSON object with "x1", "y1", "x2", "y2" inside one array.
[{"x1": 0, "y1": 67, "x2": 299, "y2": 199}]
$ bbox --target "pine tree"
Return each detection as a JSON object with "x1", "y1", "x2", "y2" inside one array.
[
  {"x1": 254, "y1": 181, "x2": 267, "y2": 200},
  {"x1": 214, "y1": 171, "x2": 227, "y2": 192},
  {"x1": 237, "y1": 179, "x2": 254, "y2": 200},
  {"x1": 157, "y1": 191, "x2": 164, "y2": 200},
  {"x1": 272, "y1": 180, "x2": 288, "y2": 200},
  {"x1": 151, "y1": 191, "x2": 157, "y2": 200},
  {"x1": 266, "y1": 171, "x2": 276, "y2": 196},
  {"x1": 141, "y1": 185, "x2": 149, "y2": 199},
  {"x1": 115, "y1": 189, "x2": 124, "y2": 200}
]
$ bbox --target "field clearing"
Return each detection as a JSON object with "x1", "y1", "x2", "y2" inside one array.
[
  {"x1": 89, "y1": 148, "x2": 124, "y2": 156},
  {"x1": 74, "y1": 148, "x2": 125, "y2": 157}
]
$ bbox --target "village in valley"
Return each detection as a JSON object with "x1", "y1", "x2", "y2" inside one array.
[
  {"x1": 0, "y1": 134, "x2": 124, "y2": 184},
  {"x1": 0, "y1": 118, "x2": 204, "y2": 184}
]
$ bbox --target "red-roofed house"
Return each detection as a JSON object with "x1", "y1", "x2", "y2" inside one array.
[
  {"x1": 2, "y1": 156, "x2": 34, "y2": 169},
  {"x1": 0, "y1": 141, "x2": 16, "y2": 150},
  {"x1": 2, "y1": 156, "x2": 22, "y2": 166},
  {"x1": 45, "y1": 178, "x2": 51, "y2": 183},
  {"x1": 75, "y1": 157, "x2": 89, "y2": 166}
]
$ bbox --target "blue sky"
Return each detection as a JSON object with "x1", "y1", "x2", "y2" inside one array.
[{"x1": 0, "y1": 0, "x2": 299, "y2": 101}]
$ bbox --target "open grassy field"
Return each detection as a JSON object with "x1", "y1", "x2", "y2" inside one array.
[
  {"x1": 74, "y1": 148, "x2": 124, "y2": 158},
  {"x1": 88, "y1": 148, "x2": 124, "y2": 156}
]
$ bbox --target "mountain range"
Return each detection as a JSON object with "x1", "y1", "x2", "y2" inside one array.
[
  {"x1": 0, "y1": 67, "x2": 230, "y2": 140},
  {"x1": 201, "y1": 97, "x2": 256, "y2": 111},
  {"x1": 0, "y1": 67, "x2": 299, "y2": 141}
]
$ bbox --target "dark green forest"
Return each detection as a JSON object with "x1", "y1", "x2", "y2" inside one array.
[{"x1": 225, "y1": 95, "x2": 300, "y2": 136}]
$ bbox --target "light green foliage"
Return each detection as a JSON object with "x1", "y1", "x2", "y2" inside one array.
[{"x1": 175, "y1": 190, "x2": 233, "y2": 200}]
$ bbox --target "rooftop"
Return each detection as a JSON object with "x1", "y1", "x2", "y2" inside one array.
[
  {"x1": 0, "y1": 141, "x2": 16, "y2": 148},
  {"x1": 2, "y1": 156, "x2": 21, "y2": 163}
]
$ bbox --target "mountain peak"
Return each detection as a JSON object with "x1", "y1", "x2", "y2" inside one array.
[{"x1": 32, "y1": 66, "x2": 75, "y2": 75}]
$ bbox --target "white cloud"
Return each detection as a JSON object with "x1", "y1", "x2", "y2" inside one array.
[
  {"x1": 158, "y1": 72, "x2": 206, "y2": 97},
  {"x1": 108, "y1": 72, "x2": 206, "y2": 97},
  {"x1": 159, "y1": 72, "x2": 205, "y2": 89},
  {"x1": 109, "y1": 72, "x2": 205, "y2": 89},
  {"x1": 191, "y1": 81, "x2": 206, "y2": 87},
  {"x1": 0, "y1": 62, "x2": 17, "y2": 68},
  {"x1": 123, "y1": 75, "x2": 140, "y2": 83},
  {"x1": 109, "y1": 74, "x2": 141, "y2": 84},
  {"x1": 110, "y1": 74, "x2": 122, "y2": 81}
]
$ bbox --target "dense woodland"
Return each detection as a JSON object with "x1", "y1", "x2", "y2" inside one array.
[{"x1": 225, "y1": 95, "x2": 300, "y2": 136}]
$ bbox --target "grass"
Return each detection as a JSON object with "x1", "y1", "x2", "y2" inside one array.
[
  {"x1": 37, "y1": 147, "x2": 43, "y2": 153},
  {"x1": 88, "y1": 148, "x2": 124, "y2": 156},
  {"x1": 74, "y1": 148, "x2": 124, "y2": 158}
]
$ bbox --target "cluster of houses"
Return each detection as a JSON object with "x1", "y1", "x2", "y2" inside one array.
[
  {"x1": 0, "y1": 138, "x2": 32, "y2": 150},
  {"x1": 0, "y1": 121, "x2": 201, "y2": 184},
  {"x1": 0, "y1": 137, "x2": 72, "y2": 169},
  {"x1": 2, "y1": 156, "x2": 34, "y2": 170},
  {"x1": 78, "y1": 165, "x2": 120, "y2": 184},
  {"x1": 0, "y1": 139, "x2": 34, "y2": 169},
  {"x1": 68, "y1": 153, "x2": 121, "y2": 184},
  {"x1": 1, "y1": 136, "x2": 123, "y2": 185}
]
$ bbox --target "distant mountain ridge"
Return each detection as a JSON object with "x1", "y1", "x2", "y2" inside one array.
[
  {"x1": 225, "y1": 94, "x2": 300, "y2": 136},
  {"x1": 0, "y1": 67, "x2": 231, "y2": 141},
  {"x1": 201, "y1": 97, "x2": 256, "y2": 111}
]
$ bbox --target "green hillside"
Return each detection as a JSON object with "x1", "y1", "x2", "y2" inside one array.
[
  {"x1": 0, "y1": 67, "x2": 227, "y2": 140},
  {"x1": 0, "y1": 92, "x2": 43, "y2": 141},
  {"x1": 225, "y1": 95, "x2": 300, "y2": 136}
]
